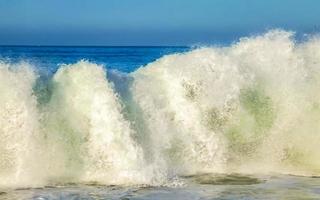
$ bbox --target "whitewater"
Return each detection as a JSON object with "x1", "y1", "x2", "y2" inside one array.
[{"x1": 1, "y1": 30, "x2": 320, "y2": 198}]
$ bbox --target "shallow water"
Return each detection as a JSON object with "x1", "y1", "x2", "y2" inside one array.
[{"x1": 1, "y1": 174, "x2": 320, "y2": 199}]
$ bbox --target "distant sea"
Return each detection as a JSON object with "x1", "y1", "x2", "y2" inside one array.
[{"x1": 0, "y1": 45, "x2": 189, "y2": 73}]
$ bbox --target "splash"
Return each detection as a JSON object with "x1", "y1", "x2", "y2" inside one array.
[
  {"x1": 42, "y1": 61, "x2": 148, "y2": 184},
  {"x1": 0, "y1": 62, "x2": 42, "y2": 187},
  {"x1": 1, "y1": 30, "x2": 320, "y2": 188},
  {"x1": 131, "y1": 30, "x2": 320, "y2": 175}
]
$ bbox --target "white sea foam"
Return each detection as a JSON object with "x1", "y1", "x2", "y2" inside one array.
[
  {"x1": 1, "y1": 30, "x2": 320, "y2": 187},
  {"x1": 43, "y1": 61, "x2": 147, "y2": 185},
  {"x1": 0, "y1": 62, "x2": 43, "y2": 187},
  {"x1": 131, "y1": 30, "x2": 320, "y2": 176}
]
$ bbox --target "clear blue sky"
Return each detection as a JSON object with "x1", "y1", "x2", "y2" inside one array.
[{"x1": 0, "y1": 0, "x2": 319, "y2": 45}]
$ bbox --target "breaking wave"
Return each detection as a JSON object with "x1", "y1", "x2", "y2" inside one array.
[{"x1": 1, "y1": 30, "x2": 320, "y2": 188}]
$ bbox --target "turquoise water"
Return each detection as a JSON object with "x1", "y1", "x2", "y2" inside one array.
[{"x1": 1, "y1": 30, "x2": 320, "y2": 199}]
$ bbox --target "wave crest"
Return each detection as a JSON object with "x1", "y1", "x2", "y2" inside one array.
[{"x1": 1, "y1": 30, "x2": 320, "y2": 187}]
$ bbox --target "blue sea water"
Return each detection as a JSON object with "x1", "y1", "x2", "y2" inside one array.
[
  {"x1": 1, "y1": 36, "x2": 320, "y2": 200},
  {"x1": 0, "y1": 46, "x2": 189, "y2": 73}
]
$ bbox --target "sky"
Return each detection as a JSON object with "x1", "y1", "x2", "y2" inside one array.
[{"x1": 0, "y1": 0, "x2": 319, "y2": 45}]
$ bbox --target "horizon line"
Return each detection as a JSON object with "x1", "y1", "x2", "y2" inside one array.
[{"x1": 0, "y1": 45, "x2": 190, "y2": 48}]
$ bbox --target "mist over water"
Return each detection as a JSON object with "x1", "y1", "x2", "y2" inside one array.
[{"x1": 1, "y1": 30, "x2": 320, "y2": 188}]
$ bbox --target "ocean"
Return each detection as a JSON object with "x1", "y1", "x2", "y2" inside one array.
[{"x1": 1, "y1": 30, "x2": 320, "y2": 199}]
